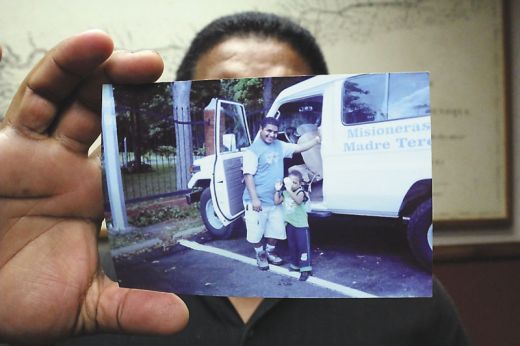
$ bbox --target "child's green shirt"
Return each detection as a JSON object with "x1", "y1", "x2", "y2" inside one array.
[{"x1": 281, "y1": 189, "x2": 309, "y2": 228}]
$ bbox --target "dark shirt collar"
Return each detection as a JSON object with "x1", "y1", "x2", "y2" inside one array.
[{"x1": 199, "y1": 296, "x2": 282, "y2": 327}]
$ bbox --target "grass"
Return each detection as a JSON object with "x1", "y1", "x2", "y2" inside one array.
[
  {"x1": 110, "y1": 153, "x2": 205, "y2": 250},
  {"x1": 109, "y1": 202, "x2": 204, "y2": 250},
  {"x1": 128, "y1": 202, "x2": 200, "y2": 227}
]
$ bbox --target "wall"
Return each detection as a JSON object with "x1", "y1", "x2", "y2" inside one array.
[
  {"x1": 434, "y1": 4, "x2": 519, "y2": 345},
  {"x1": 439, "y1": 3, "x2": 519, "y2": 334}
]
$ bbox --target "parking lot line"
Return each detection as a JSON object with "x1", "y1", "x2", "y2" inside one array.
[{"x1": 178, "y1": 239, "x2": 377, "y2": 298}]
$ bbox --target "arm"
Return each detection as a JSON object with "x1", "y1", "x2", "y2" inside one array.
[
  {"x1": 274, "y1": 181, "x2": 284, "y2": 205},
  {"x1": 282, "y1": 178, "x2": 305, "y2": 205},
  {"x1": 293, "y1": 135, "x2": 320, "y2": 154},
  {"x1": 0, "y1": 31, "x2": 187, "y2": 344},
  {"x1": 243, "y1": 151, "x2": 261, "y2": 211},
  {"x1": 244, "y1": 174, "x2": 262, "y2": 211},
  {"x1": 285, "y1": 188, "x2": 306, "y2": 205}
]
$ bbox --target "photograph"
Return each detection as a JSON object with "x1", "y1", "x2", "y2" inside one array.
[{"x1": 102, "y1": 73, "x2": 433, "y2": 298}]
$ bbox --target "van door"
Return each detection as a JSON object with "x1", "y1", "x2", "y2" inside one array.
[
  {"x1": 271, "y1": 95, "x2": 325, "y2": 208},
  {"x1": 210, "y1": 99, "x2": 252, "y2": 224},
  {"x1": 322, "y1": 73, "x2": 431, "y2": 216}
]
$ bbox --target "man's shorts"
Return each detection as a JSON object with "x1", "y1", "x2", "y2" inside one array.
[{"x1": 243, "y1": 203, "x2": 286, "y2": 244}]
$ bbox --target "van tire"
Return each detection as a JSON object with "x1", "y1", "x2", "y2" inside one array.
[
  {"x1": 407, "y1": 198, "x2": 433, "y2": 270},
  {"x1": 200, "y1": 188, "x2": 233, "y2": 239}
]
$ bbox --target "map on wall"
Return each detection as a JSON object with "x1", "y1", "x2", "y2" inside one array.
[{"x1": 0, "y1": 0, "x2": 507, "y2": 223}]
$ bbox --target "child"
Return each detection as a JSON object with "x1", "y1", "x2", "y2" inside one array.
[{"x1": 274, "y1": 171, "x2": 312, "y2": 281}]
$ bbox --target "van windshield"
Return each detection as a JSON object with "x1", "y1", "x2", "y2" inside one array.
[{"x1": 276, "y1": 95, "x2": 323, "y2": 137}]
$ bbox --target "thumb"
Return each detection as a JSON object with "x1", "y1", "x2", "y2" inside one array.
[{"x1": 82, "y1": 275, "x2": 189, "y2": 335}]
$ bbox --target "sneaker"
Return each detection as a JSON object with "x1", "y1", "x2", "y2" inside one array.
[
  {"x1": 256, "y1": 251, "x2": 269, "y2": 270},
  {"x1": 299, "y1": 271, "x2": 311, "y2": 281},
  {"x1": 289, "y1": 264, "x2": 300, "y2": 272},
  {"x1": 266, "y1": 251, "x2": 283, "y2": 265}
]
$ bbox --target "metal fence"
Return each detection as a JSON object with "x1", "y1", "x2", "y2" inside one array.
[{"x1": 118, "y1": 123, "x2": 206, "y2": 203}]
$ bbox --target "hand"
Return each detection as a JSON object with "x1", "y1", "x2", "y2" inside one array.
[
  {"x1": 274, "y1": 181, "x2": 283, "y2": 191},
  {"x1": 0, "y1": 31, "x2": 187, "y2": 344},
  {"x1": 252, "y1": 197, "x2": 262, "y2": 212},
  {"x1": 315, "y1": 135, "x2": 321, "y2": 145},
  {"x1": 283, "y1": 177, "x2": 292, "y2": 188}
]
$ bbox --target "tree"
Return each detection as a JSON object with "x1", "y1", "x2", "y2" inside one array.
[
  {"x1": 113, "y1": 84, "x2": 174, "y2": 172},
  {"x1": 263, "y1": 78, "x2": 273, "y2": 115},
  {"x1": 189, "y1": 80, "x2": 221, "y2": 154},
  {"x1": 172, "y1": 81, "x2": 192, "y2": 191}
]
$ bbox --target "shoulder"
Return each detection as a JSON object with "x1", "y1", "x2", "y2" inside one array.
[
  {"x1": 268, "y1": 278, "x2": 469, "y2": 345},
  {"x1": 296, "y1": 188, "x2": 308, "y2": 201},
  {"x1": 277, "y1": 140, "x2": 298, "y2": 156},
  {"x1": 277, "y1": 140, "x2": 297, "y2": 149},
  {"x1": 250, "y1": 138, "x2": 263, "y2": 151}
]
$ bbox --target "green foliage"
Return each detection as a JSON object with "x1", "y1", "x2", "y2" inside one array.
[
  {"x1": 129, "y1": 203, "x2": 200, "y2": 228},
  {"x1": 112, "y1": 77, "x2": 315, "y2": 167},
  {"x1": 221, "y1": 78, "x2": 263, "y2": 110},
  {"x1": 114, "y1": 83, "x2": 176, "y2": 163}
]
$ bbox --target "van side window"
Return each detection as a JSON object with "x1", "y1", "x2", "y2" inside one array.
[
  {"x1": 276, "y1": 95, "x2": 323, "y2": 142},
  {"x1": 219, "y1": 103, "x2": 250, "y2": 153},
  {"x1": 342, "y1": 72, "x2": 430, "y2": 125},
  {"x1": 342, "y1": 74, "x2": 387, "y2": 125}
]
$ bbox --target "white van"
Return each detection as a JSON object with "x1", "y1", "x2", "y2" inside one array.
[{"x1": 186, "y1": 73, "x2": 433, "y2": 269}]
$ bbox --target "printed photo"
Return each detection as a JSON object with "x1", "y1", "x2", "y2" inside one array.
[{"x1": 102, "y1": 73, "x2": 432, "y2": 298}]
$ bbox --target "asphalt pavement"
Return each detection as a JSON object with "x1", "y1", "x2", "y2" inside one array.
[{"x1": 104, "y1": 215, "x2": 432, "y2": 298}]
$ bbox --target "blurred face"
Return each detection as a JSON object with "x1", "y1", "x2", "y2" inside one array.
[
  {"x1": 194, "y1": 35, "x2": 312, "y2": 147},
  {"x1": 259, "y1": 124, "x2": 279, "y2": 144},
  {"x1": 288, "y1": 174, "x2": 301, "y2": 191},
  {"x1": 193, "y1": 35, "x2": 312, "y2": 79}
]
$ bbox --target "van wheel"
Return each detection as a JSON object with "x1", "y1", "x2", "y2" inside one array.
[
  {"x1": 406, "y1": 198, "x2": 433, "y2": 270},
  {"x1": 200, "y1": 188, "x2": 233, "y2": 239}
]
